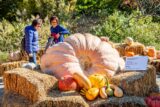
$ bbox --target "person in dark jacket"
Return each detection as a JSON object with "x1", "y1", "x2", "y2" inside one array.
[
  {"x1": 24, "y1": 19, "x2": 42, "y2": 64},
  {"x1": 45, "y1": 16, "x2": 69, "y2": 52}
]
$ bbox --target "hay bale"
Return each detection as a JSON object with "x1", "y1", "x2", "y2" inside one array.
[
  {"x1": 110, "y1": 65, "x2": 156, "y2": 96},
  {"x1": 2, "y1": 92, "x2": 33, "y2": 107},
  {"x1": 115, "y1": 42, "x2": 145, "y2": 56},
  {"x1": 21, "y1": 49, "x2": 45, "y2": 61},
  {"x1": 2, "y1": 90, "x2": 147, "y2": 107},
  {"x1": 149, "y1": 75, "x2": 160, "y2": 96},
  {"x1": 90, "y1": 96, "x2": 146, "y2": 107},
  {"x1": 0, "y1": 61, "x2": 27, "y2": 76},
  {"x1": 3, "y1": 68, "x2": 58, "y2": 103},
  {"x1": 125, "y1": 42, "x2": 145, "y2": 55},
  {"x1": 2, "y1": 91, "x2": 88, "y2": 107},
  {"x1": 115, "y1": 43, "x2": 127, "y2": 56},
  {"x1": 150, "y1": 60, "x2": 160, "y2": 73}
]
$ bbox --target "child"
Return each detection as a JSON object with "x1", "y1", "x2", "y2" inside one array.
[{"x1": 45, "y1": 16, "x2": 69, "y2": 52}]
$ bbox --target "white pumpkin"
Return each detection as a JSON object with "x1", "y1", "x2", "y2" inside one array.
[{"x1": 41, "y1": 33, "x2": 125, "y2": 79}]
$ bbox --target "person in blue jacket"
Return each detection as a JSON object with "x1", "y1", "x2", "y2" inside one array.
[
  {"x1": 45, "y1": 16, "x2": 69, "y2": 52},
  {"x1": 24, "y1": 19, "x2": 42, "y2": 64}
]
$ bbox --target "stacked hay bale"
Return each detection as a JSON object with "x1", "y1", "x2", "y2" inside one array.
[
  {"x1": 3, "y1": 68, "x2": 58, "y2": 103},
  {"x1": 0, "y1": 61, "x2": 27, "y2": 76},
  {"x1": 115, "y1": 43, "x2": 128, "y2": 56},
  {"x1": 3, "y1": 90, "x2": 147, "y2": 107},
  {"x1": 110, "y1": 65, "x2": 156, "y2": 96},
  {"x1": 2, "y1": 65, "x2": 156, "y2": 107},
  {"x1": 115, "y1": 37, "x2": 145, "y2": 57},
  {"x1": 150, "y1": 60, "x2": 160, "y2": 74}
]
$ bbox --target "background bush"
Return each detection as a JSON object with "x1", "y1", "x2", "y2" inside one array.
[{"x1": 0, "y1": 0, "x2": 159, "y2": 55}]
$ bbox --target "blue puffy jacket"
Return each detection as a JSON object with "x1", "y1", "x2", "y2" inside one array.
[{"x1": 24, "y1": 25, "x2": 39, "y2": 54}]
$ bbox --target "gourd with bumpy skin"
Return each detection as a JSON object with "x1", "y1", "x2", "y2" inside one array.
[
  {"x1": 88, "y1": 74, "x2": 106, "y2": 88},
  {"x1": 41, "y1": 33, "x2": 125, "y2": 88}
]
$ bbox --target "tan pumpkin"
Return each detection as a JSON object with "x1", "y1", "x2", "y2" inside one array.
[
  {"x1": 124, "y1": 37, "x2": 134, "y2": 46},
  {"x1": 41, "y1": 33, "x2": 125, "y2": 88}
]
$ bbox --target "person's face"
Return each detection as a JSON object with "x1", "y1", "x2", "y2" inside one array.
[
  {"x1": 51, "y1": 19, "x2": 58, "y2": 27},
  {"x1": 35, "y1": 24, "x2": 41, "y2": 30}
]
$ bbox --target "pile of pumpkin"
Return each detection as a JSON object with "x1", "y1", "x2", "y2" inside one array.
[
  {"x1": 118, "y1": 37, "x2": 160, "y2": 59},
  {"x1": 58, "y1": 73, "x2": 123, "y2": 101}
]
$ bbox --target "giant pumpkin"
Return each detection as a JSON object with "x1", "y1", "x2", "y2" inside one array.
[{"x1": 41, "y1": 33, "x2": 125, "y2": 81}]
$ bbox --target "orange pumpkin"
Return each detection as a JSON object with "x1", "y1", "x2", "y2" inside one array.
[
  {"x1": 147, "y1": 46, "x2": 156, "y2": 58},
  {"x1": 58, "y1": 75, "x2": 78, "y2": 91},
  {"x1": 125, "y1": 51, "x2": 135, "y2": 57}
]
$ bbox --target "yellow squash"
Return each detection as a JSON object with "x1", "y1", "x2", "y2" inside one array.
[
  {"x1": 88, "y1": 74, "x2": 107, "y2": 88},
  {"x1": 85, "y1": 87, "x2": 99, "y2": 100}
]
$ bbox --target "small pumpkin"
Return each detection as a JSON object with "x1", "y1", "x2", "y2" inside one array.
[
  {"x1": 147, "y1": 46, "x2": 156, "y2": 58},
  {"x1": 88, "y1": 74, "x2": 107, "y2": 88},
  {"x1": 85, "y1": 87, "x2": 99, "y2": 100},
  {"x1": 124, "y1": 37, "x2": 134, "y2": 46},
  {"x1": 106, "y1": 86, "x2": 114, "y2": 96},
  {"x1": 125, "y1": 51, "x2": 135, "y2": 57},
  {"x1": 58, "y1": 75, "x2": 78, "y2": 91}
]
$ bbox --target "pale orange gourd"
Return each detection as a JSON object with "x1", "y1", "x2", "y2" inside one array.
[
  {"x1": 147, "y1": 46, "x2": 156, "y2": 58},
  {"x1": 110, "y1": 84, "x2": 123, "y2": 98},
  {"x1": 41, "y1": 33, "x2": 125, "y2": 89}
]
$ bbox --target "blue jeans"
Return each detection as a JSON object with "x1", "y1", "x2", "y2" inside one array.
[{"x1": 29, "y1": 52, "x2": 37, "y2": 64}]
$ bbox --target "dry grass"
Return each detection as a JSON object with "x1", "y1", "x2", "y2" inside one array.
[
  {"x1": 2, "y1": 90, "x2": 147, "y2": 107},
  {"x1": 111, "y1": 65, "x2": 156, "y2": 96},
  {"x1": 0, "y1": 61, "x2": 27, "y2": 76},
  {"x1": 20, "y1": 49, "x2": 45, "y2": 61},
  {"x1": 3, "y1": 68, "x2": 58, "y2": 103},
  {"x1": 150, "y1": 59, "x2": 160, "y2": 73}
]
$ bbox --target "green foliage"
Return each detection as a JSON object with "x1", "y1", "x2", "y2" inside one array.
[
  {"x1": 0, "y1": 0, "x2": 159, "y2": 52},
  {"x1": 0, "y1": 19, "x2": 27, "y2": 51},
  {"x1": 0, "y1": 51, "x2": 8, "y2": 63},
  {"x1": 76, "y1": 0, "x2": 121, "y2": 15},
  {"x1": 91, "y1": 11, "x2": 160, "y2": 49}
]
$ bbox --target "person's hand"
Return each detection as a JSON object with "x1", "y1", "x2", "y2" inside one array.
[
  {"x1": 29, "y1": 53, "x2": 33, "y2": 57},
  {"x1": 55, "y1": 33, "x2": 60, "y2": 39}
]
